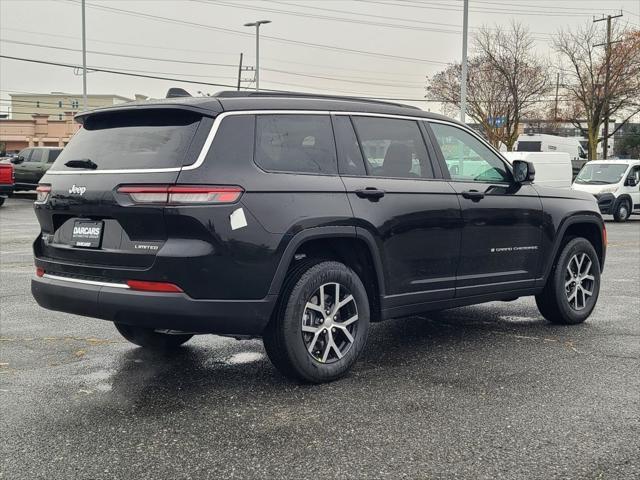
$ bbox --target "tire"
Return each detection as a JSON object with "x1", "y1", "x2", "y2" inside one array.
[
  {"x1": 0, "y1": 197, "x2": 5, "y2": 207},
  {"x1": 263, "y1": 260, "x2": 370, "y2": 383},
  {"x1": 535, "y1": 237, "x2": 601, "y2": 325},
  {"x1": 114, "y1": 323, "x2": 193, "y2": 350},
  {"x1": 613, "y1": 199, "x2": 631, "y2": 222}
]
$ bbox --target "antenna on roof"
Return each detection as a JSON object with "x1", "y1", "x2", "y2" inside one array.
[{"x1": 166, "y1": 88, "x2": 192, "y2": 98}]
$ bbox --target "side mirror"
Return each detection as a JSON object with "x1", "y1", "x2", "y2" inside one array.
[
  {"x1": 10, "y1": 156, "x2": 24, "y2": 164},
  {"x1": 512, "y1": 160, "x2": 535, "y2": 184},
  {"x1": 627, "y1": 176, "x2": 638, "y2": 187}
]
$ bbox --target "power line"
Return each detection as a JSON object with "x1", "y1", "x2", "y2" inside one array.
[
  {"x1": 2, "y1": 27, "x2": 431, "y2": 81},
  {"x1": 196, "y1": 0, "x2": 464, "y2": 34},
  {"x1": 60, "y1": 0, "x2": 450, "y2": 65},
  {"x1": 0, "y1": 55, "x2": 242, "y2": 90},
  {"x1": 357, "y1": 0, "x2": 609, "y2": 17},
  {"x1": 0, "y1": 54, "x2": 431, "y2": 102},
  {"x1": 0, "y1": 39, "x2": 237, "y2": 68},
  {"x1": 1, "y1": 38, "x2": 426, "y2": 89}
]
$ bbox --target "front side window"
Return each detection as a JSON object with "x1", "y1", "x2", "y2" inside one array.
[
  {"x1": 575, "y1": 163, "x2": 629, "y2": 185},
  {"x1": 17, "y1": 149, "x2": 32, "y2": 161},
  {"x1": 254, "y1": 114, "x2": 337, "y2": 174},
  {"x1": 430, "y1": 123, "x2": 510, "y2": 183},
  {"x1": 351, "y1": 117, "x2": 433, "y2": 179},
  {"x1": 29, "y1": 149, "x2": 44, "y2": 163}
]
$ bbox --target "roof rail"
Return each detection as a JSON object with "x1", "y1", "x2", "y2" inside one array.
[{"x1": 213, "y1": 90, "x2": 420, "y2": 110}]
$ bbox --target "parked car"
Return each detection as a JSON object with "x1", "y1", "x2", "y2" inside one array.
[
  {"x1": 0, "y1": 162, "x2": 14, "y2": 206},
  {"x1": 502, "y1": 152, "x2": 573, "y2": 189},
  {"x1": 31, "y1": 92, "x2": 606, "y2": 383},
  {"x1": 10, "y1": 147, "x2": 63, "y2": 191},
  {"x1": 572, "y1": 159, "x2": 640, "y2": 222}
]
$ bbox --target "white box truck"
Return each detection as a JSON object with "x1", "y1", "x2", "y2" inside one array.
[
  {"x1": 503, "y1": 152, "x2": 573, "y2": 189},
  {"x1": 515, "y1": 134, "x2": 587, "y2": 177}
]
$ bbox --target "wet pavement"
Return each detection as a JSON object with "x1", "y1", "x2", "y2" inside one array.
[{"x1": 1, "y1": 195, "x2": 639, "y2": 479}]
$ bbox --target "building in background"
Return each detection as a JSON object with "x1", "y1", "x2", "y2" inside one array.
[
  {"x1": 0, "y1": 112, "x2": 80, "y2": 152},
  {"x1": 1, "y1": 92, "x2": 147, "y2": 153},
  {"x1": 8, "y1": 92, "x2": 135, "y2": 120}
]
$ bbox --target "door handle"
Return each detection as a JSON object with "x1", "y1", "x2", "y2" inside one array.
[
  {"x1": 355, "y1": 187, "x2": 385, "y2": 200},
  {"x1": 461, "y1": 190, "x2": 485, "y2": 201}
]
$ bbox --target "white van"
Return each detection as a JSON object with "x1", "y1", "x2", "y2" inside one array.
[
  {"x1": 572, "y1": 160, "x2": 640, "y2": 222},
  {"x1": 516, "y1": 134, "x2": 587, "y2": 176},
  {"x1": 503, "y1": 152, "x2": 573, "y2": 189}
]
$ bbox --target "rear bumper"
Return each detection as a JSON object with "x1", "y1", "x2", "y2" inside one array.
[{"x1": 31, "y1": 275, "x2": 277, "y2": 336}]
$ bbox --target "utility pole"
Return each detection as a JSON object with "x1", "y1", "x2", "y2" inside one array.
[
  {"x1": 244, "y1": 20, "x2": 271, "y2": 91},
  {"x1": 460, "y1": 0, "x2": 469, "y2": 123},
  {"x1": 81, "y1": 0, "x2": 87, "y2": 110},
  {"x1": 237, "y1": 53, "x2": 243, "y2": 91},
  {"x1": 594, "y1": 11, "x2": 623, "y2": 159},
  {"x1": 554, "y1": 71, "x2": 560, "y2": 121}
]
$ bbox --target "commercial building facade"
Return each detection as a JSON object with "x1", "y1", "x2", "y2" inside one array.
[{"x1": 9, "y1": 92, "x2": 133, "y2": 121}]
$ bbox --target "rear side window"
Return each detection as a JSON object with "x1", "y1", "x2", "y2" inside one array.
[
  {"x1": 254, "y1": 114, "x2": 337, "y2": 174},
  {"x1": 351, "y1": 117, "x2": 434, "y2": 179},
  {"x1": 54, "y1": 110, "x2": 203, "y2": 171}
]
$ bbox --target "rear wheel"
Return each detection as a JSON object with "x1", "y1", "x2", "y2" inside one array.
[
  {"x1": 114, "y1": 323, "x2": 193, "y2": 350},
  {"x1": 263, "y1": 260, "x2": 370, "y2": 383},
  {"x1": 0, "y1": 197, "x2": 5, "y2": 207},
  {"x1": 613, "y1": 199, "x2": 631, "y2": 222},
  {"x1": 535, "y1": 237, "x2": 600, "y2": 325}
]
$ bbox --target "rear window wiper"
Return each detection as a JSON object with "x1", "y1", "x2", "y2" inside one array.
[{"x1": 65, "y1": 158, "x2": 98, "y2": 170}]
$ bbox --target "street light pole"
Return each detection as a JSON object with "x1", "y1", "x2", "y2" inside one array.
[
  {"x1": 460, "y1": 0, "x2": 469, "y2": 123},
  {"x1": 244, "y1": 20, "x2": 271, "y2": 91},
  {"x1": 81, "y1": 0, "x2": 87, "y2": 110}
]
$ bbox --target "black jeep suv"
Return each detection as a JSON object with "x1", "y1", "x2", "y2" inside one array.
[{"x1": 31, "y1": 92, "x2": 606, "y2": 383}]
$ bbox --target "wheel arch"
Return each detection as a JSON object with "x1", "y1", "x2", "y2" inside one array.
[
  {"x1": 542, "y1": 214, "x2": 606, "y2": 281},
  {"x1": 614, "y1": 193, "x2": 633, "y2": 211},
  {"x1": 268, "y1": 226, "x2": 385, "y2": 321}
]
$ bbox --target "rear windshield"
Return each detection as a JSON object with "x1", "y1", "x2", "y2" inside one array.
[{"x1": 53, "y1": 110, "x2": 202, "y2": 171}]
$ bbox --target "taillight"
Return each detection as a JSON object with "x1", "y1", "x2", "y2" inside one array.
[
  {"x1": 36, "y1": 185, "x2": 51, "y2": 203},
  {"x1": 126, "y1": 280, "x2": 183, "y2": 293},
  {"x1": 36, "y1": 267, "x2": 45, "y2": 277},
  {"x1": 117, "y1": 185, "x2": 243, "y2": 205}
]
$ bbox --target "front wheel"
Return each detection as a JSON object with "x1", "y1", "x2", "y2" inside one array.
[
  {"x1": 114, "y1": 323, "x2": 193, "y2": 350},
  {"x1": 263, "y1": 260, "x2": 370, "y2": 383},
  {"x1": 613, "y1": 199, "x2": 631, "y2": 222},
  {"x1": 535, "y1": 237, "x2": 601, "y2": 325}
]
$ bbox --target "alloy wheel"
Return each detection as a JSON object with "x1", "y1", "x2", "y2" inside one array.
[
  {"x1": 301, "y1": 282, "x2": 358, "y2": 363},
  {"x1": 564, "y1": 252, "x2": 595, "y2": 311}
]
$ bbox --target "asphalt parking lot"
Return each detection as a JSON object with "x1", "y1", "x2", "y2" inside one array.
[{"x1": 1, "y1": 195, "x2": 638, "y2": 480}]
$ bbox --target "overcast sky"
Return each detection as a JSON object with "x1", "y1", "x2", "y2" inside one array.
[{"x1": 1, "y1": 0, "x2": 639, "y2": 116}]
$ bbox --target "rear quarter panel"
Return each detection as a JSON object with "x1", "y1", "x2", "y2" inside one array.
[{"x1": 174, "y1": 114, "x2": 353, "y2": 300}]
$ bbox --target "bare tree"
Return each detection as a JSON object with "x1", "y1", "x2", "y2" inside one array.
[
  {"x1": 475, "y1": 22, "x2": 551, "y2": 150},
  {"x1": 426, "y1": 22, "x2": 550, "y2": 151},
  {"x1": 426, "y1": 57, "x2": 512, "y2": 148},
  {"x1": 555, "y1": 24, "x2": 640, "y2": 159}
]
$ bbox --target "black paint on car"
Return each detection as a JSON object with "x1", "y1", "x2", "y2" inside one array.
[{"x1": 31, "y1": 92, "x2": 606, "y2": 383}]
